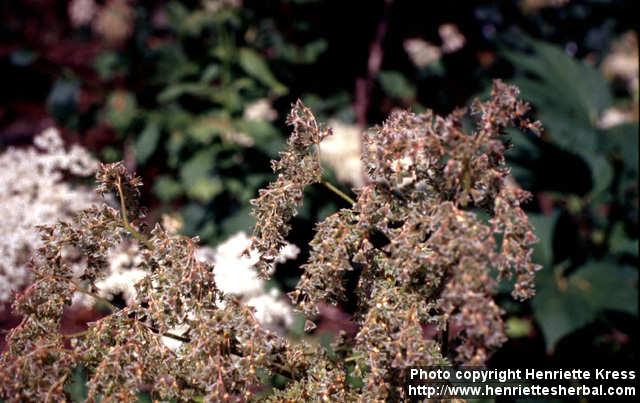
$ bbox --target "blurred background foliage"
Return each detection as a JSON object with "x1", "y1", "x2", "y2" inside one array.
[{"x1": 1, "y1": 0, "x2": 637, "y2": 371}]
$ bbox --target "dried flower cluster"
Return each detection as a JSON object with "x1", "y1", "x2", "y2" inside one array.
[
  {"x1": 256, "y1": 79, "x2": 542, "y2": 399},
  {"x1": 250, "y1": 100, "x2": 331, "y2": 276},
  {"x1": 0, "y1": 161, "x2": 338, "y2": 402},
  {"x1": 1, "y1": 80, "x2": 541, "y2": 402}
]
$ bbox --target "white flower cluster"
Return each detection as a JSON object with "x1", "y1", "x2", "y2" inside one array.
[
  {"x1": 243, "y1": 98, "x2": 278, "y2": 122},
  {"x1": 72, "y1": 242, "x2": 148, "y2": 308},
  {"x1": 197, "y1": 232, "x2": 299, "y2": 330},
  {"x1": 0, "y1": 128, "x2": 98, "y2": 306},
  {"x1": 319, "y1": 120, "x2": 366, "y2": 187},
  {"x1": 68, "y1": 0, "x2": 96, "y2": 27},
  {"x1": 404, "y1": 23, "x2": 466, "y2": 69}
]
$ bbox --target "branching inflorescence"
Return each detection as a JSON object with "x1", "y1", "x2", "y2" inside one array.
[
  {"x1": 255, "y1": 79, "x2": 542, "y2": 399},
  {"x1": 1, "y1": 80, "x2": 541, "y2": 402}
]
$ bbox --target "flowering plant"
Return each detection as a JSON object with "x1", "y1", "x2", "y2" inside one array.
[{"x1": 0, "y1": 80, "x2": 541, "y2": 401}]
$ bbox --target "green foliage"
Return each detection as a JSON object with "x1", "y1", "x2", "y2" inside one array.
[
  {"x1": 504, "y1": 40, "x2": 639, "y2": 351},
  {"x1": 82, "y1": 1, "x2": 325, "y2": 243},
  {"x1": 378, "y1": 70, "x2": 416, "y2": 100}
]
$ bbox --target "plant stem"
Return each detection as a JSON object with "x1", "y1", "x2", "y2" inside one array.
[
  {"x1": 322, "y1": 180, "x2": 356, "y2": 205},
  {"x1": 344, "y1": 353, "x2": 365, "y2": 362},
  {"x1": 115, "y1": 177, "x2": 154, "y2": 250},
  {"x1": 63, "y1": 329, "x2": 90, "y2": 339},
  {"x1": 70, "y1": 279, "x2": 118, "y2": 312}
]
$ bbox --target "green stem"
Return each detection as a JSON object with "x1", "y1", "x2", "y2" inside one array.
[
  {"x1": 344, "y1": 353, "x2": 365, "y2": 362},
  {"x1": 322, "y1": 180, "x2": 356, "y2": 205},
  {"x1": 70, "y1": 279, "x2": 118, "y2": 312}
]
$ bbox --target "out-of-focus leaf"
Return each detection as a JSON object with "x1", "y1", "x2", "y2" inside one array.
[
  {"x1": 238, "y1": 48, "x2": 287, "y2": 95},
  {"x1": 236, "y1": 119, "x2": 283, "y2": 156},
  {"x1": 10, "y1": 48, "x2": 37, "y2": 66},
  {"x1": 220, "y1": 206, "x2": 255, "y2": 236},
  {"x1": 200, "y1": 64, "x2": 221, "y2": 82},
  {"x1": 532, "y1": 262, "x2": 638, "y2": 351},
  {"x1": 137, "y1": 392, "x2": 152, "y2": 403},
  {"x1": 581, "y1": 151, "x2": 613, "y2": 198},
  {"x1": 181, "y1": 203, "x2": 216, "y2": 240},
  {"x1": 135, "y1": 122, "x2": 161, "y2": 164},
  {"x1": 64, "y1": 366, "x2": 88, "y2": 402},
  {"x1": 504, "y1": 39, "x2": 617, "y2": 197},
  {"x1": 47, "y1": 78, "x2": 79, "y2": 125},
  {"x1": 186, "y1": 115, "x2": 230, "y2": 144},
  {"x1": 188, "y1": 176, "x2": 223, "y2": 202},
  {"x1": 152, "y1": 44, "x2": 199, "y2": 84},
  {"x1": 505, "y1": 39, "x2": 612, "y2": 126},
  {"x1": 279, "y1": 39, "x2": 328, "y2": 63},
  {"x1": 153, "y1": 175, "x2": 183, "y2": 202},
  {"x1": 378, "y1": 70, "x2": 416, "y2": 100},
  {"x1": 609, "y1": 224, "x2": 639, "y2": 257},
  {"x1": 157, "y1": 82, "x2": 213, "y2": 103},
  {"x1": 180, "y1": 149, "x2": 223, "y2": 202},
  {"x1": 528, "y1": 212, "x2": 559, "y2": 267},
  {"x1": 94, "y1": 51, "x2": 126, "y2": 80},
  {"x1": 602, "y1": 122, "x2": 639, "y2": 176},
  {"x1": 105, "y1": 90, "x2": 138, "y2": 133},
  {"x1": 505, "y1": 317, "x2": 533, "y2": 338}
]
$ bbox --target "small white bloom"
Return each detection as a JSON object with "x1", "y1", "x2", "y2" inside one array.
[
  {"x1": 243, "y1": 98, "x2": 278, "y2": 122},
  {"x1": 320, "y1": 120, "x2": 366, "y2": 187}
]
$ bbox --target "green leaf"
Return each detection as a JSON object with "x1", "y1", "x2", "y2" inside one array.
[
  {"x1": 220, "y1": 206, "x2": 255, "y2": 236},
  {"x1": 378, "y1": 70, "x2": 416, "y2": 100},
  {"x1": 186, "y1": 115, "x2": 231, "y2": 144},
  {"x1": 10, "y1": 48, "x2": 37, "y2": 66},
  {"x1": 153, "y1": 175, "x2": 183, "y2": 202},
  {"x1": 157, "y1": 82, "x2": 213, "y2": 103},
  {"x1": 505, "y1": 39, "x2": 612, "y2": 126},
  {"x1": 238, "y1": 48, "x2": 287, "y2": 95},
  {"x1": 581, "y1": 151, "x2": 613, "y2": 198},
  {"x1": 47, "y1": 78, "x2": 79, "y2": 126},
  {"x1": 187, "y1": 176, "x2": 223, "y2": 202},
  {"x1": 94, "y1": 51, "x2": 126, "y2": 80},
  {"x1": 505, "y1": 317, "x2": 533, "y2": 338},
  {"x1": 532, "y1": 261, "x2": 638, "y2": 351},
  {"x1": 104, "y1": 91, "x2": 138, "y2": 133},
  {"x1": 135, "y1": 122, "x2": 161, "y2": 164},
  {"x1": 179, "y1": 149, "x2": 223, "y2": 202},
  {"x1": 602, "y1": 122, "x2": 639, "y2": 176},
  {"x1": 609, "y1": 224, "x2": 639, "y2": 257},
  {"x1": 503, "y1": 39, "x2": 618, "y2": 197},
  {"x1": 64, "y1": 366, "x2": 88, "y2": 402},
  {"x1": 528, "y1": 212, "x2": 559, "y2": 268}
]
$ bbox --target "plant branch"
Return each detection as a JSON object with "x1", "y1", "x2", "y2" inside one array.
[
  {"x1": 354, "y1": 0, "x2": 394, "y2": 126},
  {"x1": 322, "y1": 180, "x2": 356, "y2": 205},
  {"x1": 115, "y1": 176, "x2": 154, "y2": 250},
  {"x1": 69, "y1": 278, "x2": 118, "y2": 312}
]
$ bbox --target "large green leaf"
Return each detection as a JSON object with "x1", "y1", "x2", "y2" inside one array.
[
  {"x1": 238, "y1": 48, "x2": 287, "y2": 95},
  {"x1": 505, "y1": 39, "x2": 612, "y2": 127},
  {"x1": 528, "y1": 212, "x2": 559, "y2": 267},
  {"x1": 602, "y1": 122, "x2": 639, "y2": 177},
  {"x1": 135, "y1": 122, "x2": 161, "y2": 164},
  {"x1": 532, "y1": 261, "x2": 638, "y2": 351},
  {"x1": 180, "y1": 149, "x2": 223, "y2": 202},
  {"x1": 504, "y1": 39, "x2": 615, "y2": 197}
]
